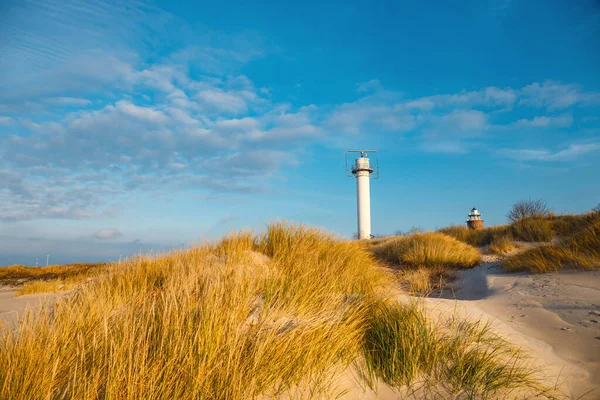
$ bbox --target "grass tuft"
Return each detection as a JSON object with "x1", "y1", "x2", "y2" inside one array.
[
  {"x1": 361, "y1": 301, "x2": 556, "y2": 398},
  {"x1": 510, "y1": 218, "x2": 554, "y2": 242},
  {"x1": 504, "y1": 214, "x2": 600, "y2": 273},
  {"x1": 0, "y1": 263, "x2": 105, "y2": 287},
  {"x1": 17, "y1": 277, "x2": 85, "y2": 295},
  {"x1": 371, "y1": 232, "x2": 481, "y2": 269},
  {"x1": 489, "y1": 234, "x2": 517, "y2": 255},
  {"x1": 438, "y1": 225, "x2": 509, "y2": 247}
]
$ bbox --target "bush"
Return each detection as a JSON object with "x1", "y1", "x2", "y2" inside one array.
[
  {"x1": 371, "y1": 232, "x2": 481, "y2": 269},
  {"x1": 504, "y1": 214, "x2": 600, "y2": 273},
  {"x1": 511, "y1": 218, "x2": 554, "y2": 242},
  {"x1": 507, "y1": 199, "x2": 551, "y2": 223}
]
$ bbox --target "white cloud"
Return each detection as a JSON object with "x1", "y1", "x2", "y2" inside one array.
[
  {"x1": 116, "y1": 101, "x2": 169, "y2": 124},
  {"x1": 438, "y1": 110, "x2": 488, "y2": 131},
  {"x1": 420, "y1": 141, "x2": 469, "y2": 154},
  {"x1": 515, "y1": 114, "x2": 573, "y2": 128},
  {"x1": 215, "y1": 117, "x2": 261, "y2": 132},
  {"x1": 356, "y1": 79, "x2": 383, "y2": 93},
  {"x1": 247, "y1": 125, "x2": 321, "y2": 142},
  {"x1": 166, "y1": 107, "x2": 200, "y2": 126},
  {"x1": 45, "y1": 97, "x2": 92, "y2": 107},
  {"x1": 395, "y1": 99, "x2": 435, "y2": 111},
  {"x1": 0, "y1": 116, "x2": 14, "y2": 125},
  {"x1": 327, "y1": 103, "x2": 415, "y2": 135},
  {"x1": 499, "y1": 142, "x2": 600, "y2": 162},
  {"x1": 2, "y1": 34, "x2": 599, "y2": 224},
  {"x1": 195, "y1": 89, "x2": 249, "y2": 114},
  {"x1": 484, "y1": 87, "x2": 517, "y2": 108},
  {"x1": 93, "y1": 228, "x2": 122, "y2": 240},
  {"x1": 519, "y1": 80, "x2": 600, "y2": 111}
]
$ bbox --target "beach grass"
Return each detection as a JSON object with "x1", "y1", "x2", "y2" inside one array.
[
  {"x1": 17, "y1": 275, "x2": 89, "y2": 295},
  {"x1": 361, "y1": 301, "x2": 553, "y2": 398},
  {"x1": 0, "y1": 263, "x2": 105, "y2": 287},
  {"x1": 371, "y1": 232, "x2": 481, "y2": 269},
  {"x1": 0, "y1": 222, "x2": 557, "y2": 399},
  {"x1": 504, "y1": 214, "x2": 600, "y2": 273},
  {"x1": 438, "y1": 225, "x2": 509, "y2": 247},
  {"x1": 489, "y1": 234, "x2": 517, "y2": 255},
  {"x1": 510, "y1": 218, "x2": 554, "y2": 242}
]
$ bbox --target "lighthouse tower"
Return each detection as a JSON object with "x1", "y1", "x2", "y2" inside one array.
[
  {"x1": 347, "y1": 150, "x2": 378, "y2": 240},
  {"x1": 466, "y1": 207, "x2": 484, "y2": 230}
]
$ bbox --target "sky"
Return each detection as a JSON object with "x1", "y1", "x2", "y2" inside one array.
[{"x1": 0, "y1": 0, "x2": 599, "y2": 265}]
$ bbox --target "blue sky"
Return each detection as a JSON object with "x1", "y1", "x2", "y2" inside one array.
[{"x1": 1, "y1": 0, "x2": 599, "y2": 265}]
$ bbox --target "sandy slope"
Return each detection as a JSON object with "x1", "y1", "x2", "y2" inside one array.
[
  {"x1": 0, "y1": 286, "x2": 64, "y2": 329},
  {"x1": 341, "y1": 262, "x2": 600, "y2": 399},
  {"x1": 451, "y1": 261, "x2": 600, "y2": 399}
]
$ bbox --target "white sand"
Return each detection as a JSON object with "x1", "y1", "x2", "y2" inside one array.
[
  {"x1": 0, "y1": 286, "x2": 64, "y2": 329},
  {"x1": 450, "y1": 261, "x2": 600, "y2": 398},
  {"x1": 341, "y1": 261, "x2": 600, "y2": 399}
]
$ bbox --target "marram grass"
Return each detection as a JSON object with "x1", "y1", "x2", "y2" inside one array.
[
  {"x1": 504, "y1": 214, "x2": 600, "y2": 273},
  {"x1": 0, "y1": 223, "x2": 558, "y2": 399},
  {"x1": 371, "y1": 232, "x2": 481, "y2": 269}
]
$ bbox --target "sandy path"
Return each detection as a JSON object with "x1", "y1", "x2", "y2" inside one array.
[
  {"x1": 453, "y1": 262, "x2": 600, "y2": 398},
  {"x1": 0, "y1": 286, "x2": 65, "y2": 329},
  {"x1": 342, "y1": 263, "x2": 600, "y2": 399}
]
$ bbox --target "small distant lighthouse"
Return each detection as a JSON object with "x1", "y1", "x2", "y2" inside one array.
[{"x1": 467, "y1": 207, "x2": 484, "y2": 230}]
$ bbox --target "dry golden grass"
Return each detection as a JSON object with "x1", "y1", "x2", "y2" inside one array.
[
  {"x1": 504, "y1": 214, "x2": 600, "y2": 273},
  {"x1": 0, "y1": 223, "x2": 556, "y2": 399},
  {"x1": 489, "y1": 234, "x2": 517, "y2": 255},
  {"x1": 438, "y1": 225, "x2": 509, "y2": 247},
  {"x1": 361, "y1": 301, "x2": 557, "y2": 398},
  {"x1": 396, "y1": 267, "x2": 454, "y2": 296},
  {"x1": 510, "y1": 218, "x2": 554, "y2": 242},
  {"x1": 371, "y1": 232, "x2": 481, "y2": 269},
  {"x1": 17, "y1": 276, "x2": 89, "y2": 295},
  {"x1": 0, "y1": 263, "x2": 105, "y2": 287},
  {"x1": 548, "y1": 213, "x2": 593, "y2": 237}
]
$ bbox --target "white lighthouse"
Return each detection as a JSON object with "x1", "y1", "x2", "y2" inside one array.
[{"x1": 347, "y1": 150, "x2": 378, "y2": 240}]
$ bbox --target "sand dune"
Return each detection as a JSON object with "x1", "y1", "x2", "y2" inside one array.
[{"x1": 2, "y1": 264, "x2": 599, "y2": 399}]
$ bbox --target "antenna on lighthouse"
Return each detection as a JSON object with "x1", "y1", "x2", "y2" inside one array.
[{"x1": 346, "y1": 150, "x2": 378, "y2": 240}]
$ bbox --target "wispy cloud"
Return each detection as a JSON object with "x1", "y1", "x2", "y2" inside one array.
[
  {"x1": 93, "y1": 228, "x2": 122, "y2": 240},
  {"x1": 0, "y1": 116, "x2": 14, "y2": 125},
  {"x1": 519, "y1": 80, "x2": 600, "y2": 111},
  {"x1": 514, "y1": 114, "x2": 573, "y2": 128},
  {"x1": 499, "y1": 142, "x2": 600, "y2": 162}
]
